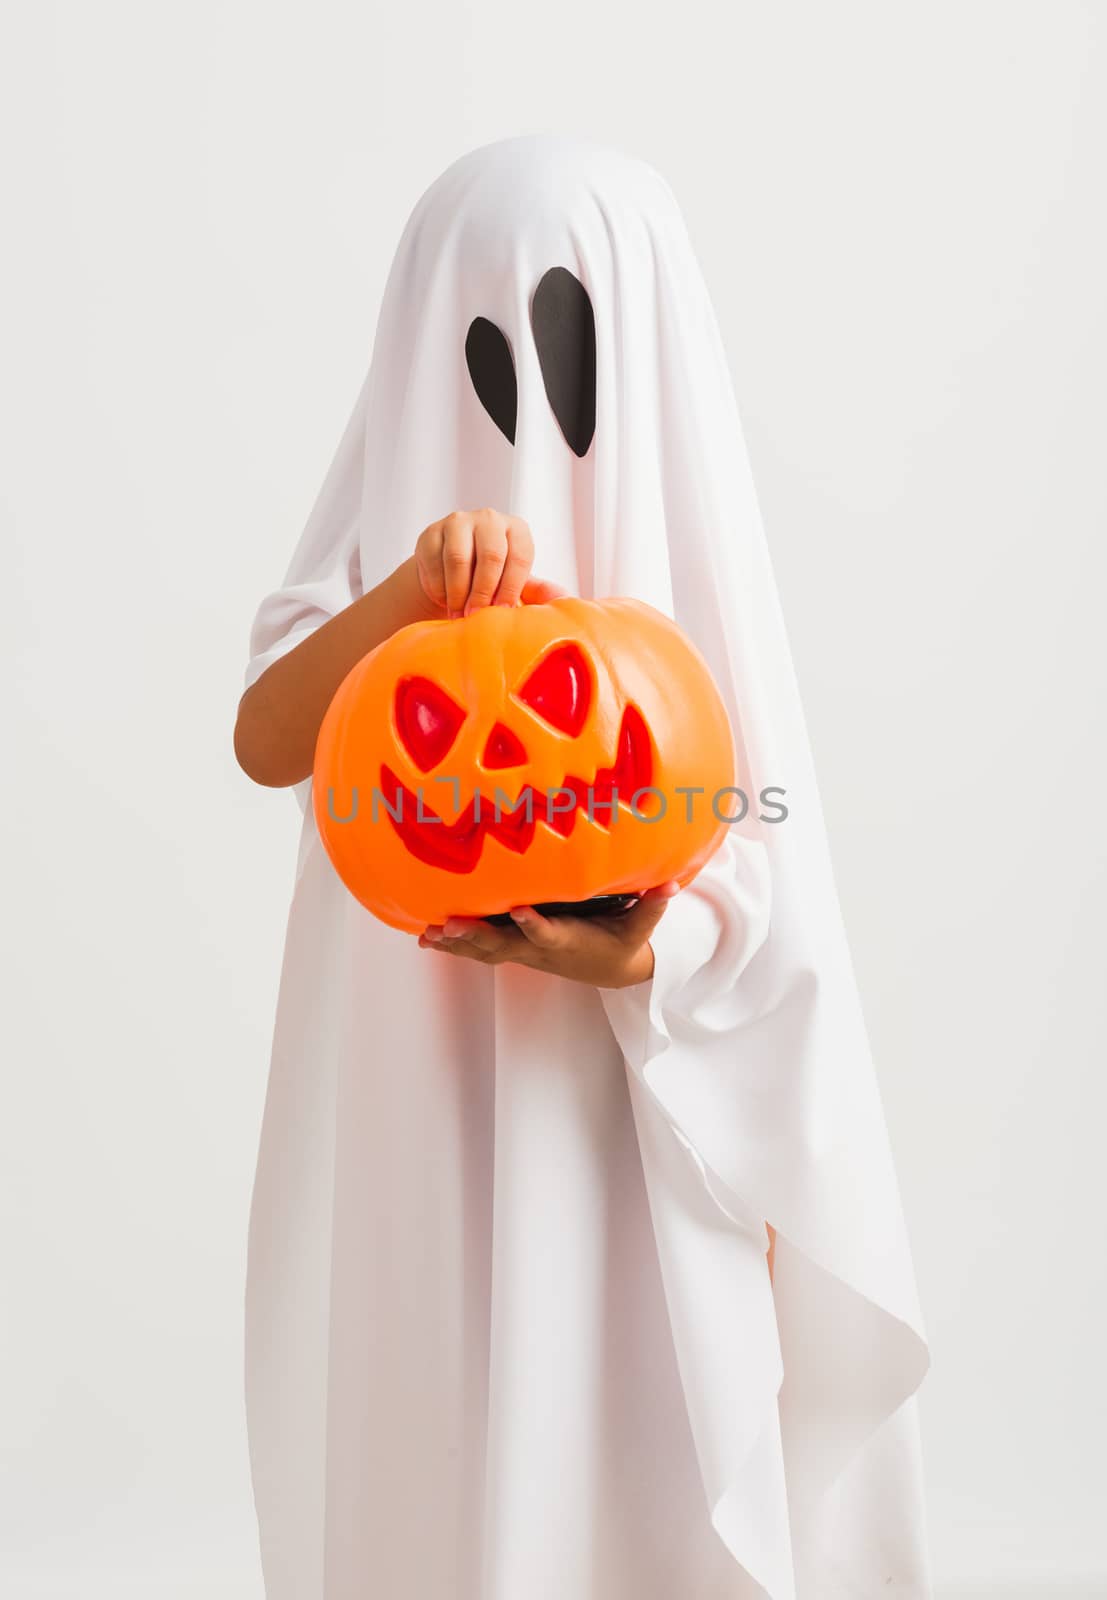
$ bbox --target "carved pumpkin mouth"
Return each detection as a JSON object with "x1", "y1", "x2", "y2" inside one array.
[{"x1": 380, "y1": 705, "x2": 653, "y2": 874}]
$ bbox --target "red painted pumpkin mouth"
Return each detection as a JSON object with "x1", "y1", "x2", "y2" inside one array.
[{"x1": 380, "y1": 705, "x2": 653, "y2": 874}]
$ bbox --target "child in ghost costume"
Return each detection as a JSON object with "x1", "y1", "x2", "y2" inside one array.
[{"x1": 235, "y1": 133, "x2": 932, "y2": 1599}]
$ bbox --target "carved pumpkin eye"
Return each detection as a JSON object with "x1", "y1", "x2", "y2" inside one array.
[
  {"x1": 395, "y1": 676, "x2": 465, "y2": 771},
  {"x1": 516, "y1": 643, "x2": 592, "y2": 735}
]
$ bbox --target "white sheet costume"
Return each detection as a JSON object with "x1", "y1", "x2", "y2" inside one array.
[{"x1": 241, "y1": 133, "x2": 932, "y2": 1599}]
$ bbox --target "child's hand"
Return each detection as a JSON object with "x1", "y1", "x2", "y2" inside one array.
[
  {"x1": 417, "y1": 882, "x2": 681, "y2": 988},
  {"x1": 414, "y1": 508, "x2": 566, "y2": 618}
]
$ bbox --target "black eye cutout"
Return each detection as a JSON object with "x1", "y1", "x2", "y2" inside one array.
[
  {"x1": 530, "y1": 266, "x2": 596, "y2": 458},
  {"x1": 465, "y1": 316, "x2": 517, "y2": 445},
  {"x1": 464, "y1": 267, "x2": 597, "y2": 458}
]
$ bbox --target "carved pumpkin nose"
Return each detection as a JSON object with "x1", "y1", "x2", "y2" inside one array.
[{"x1": 482, "y1": 722, "x2": 527, "y2": 768}]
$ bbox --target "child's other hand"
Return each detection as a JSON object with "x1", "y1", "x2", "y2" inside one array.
[
  {"x1": 417, "y1": 882, "x2": 681, "y2": 989},
  {"x1": 414, "y1": 508, "x2": 567, "y2": 619}
]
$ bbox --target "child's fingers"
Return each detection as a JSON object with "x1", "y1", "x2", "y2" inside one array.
[
  {"x1": 436, "y1": 916, "x2": 530, "y2": 964},
  {"x1": 506, "y1": 906, "x2": 570, "y2": 951},
  {"x1": 492, "y1": 520, "x2": 536, "y2": 608},
  {"x1": 414, "y1": 523, "x2": 448, "y2": 611},
  {"x1": 439, "y1": 916, "x2": 499, "y2": 948},
  {"x1": 609, "y1": 881, "x2": 681, "y2": 946},
  {"x1": 519, "y1": 576, "x2": 570, "y2": 605},
  {"x1": 417, "y1": 511, "x2": 543, "y2": 618},
  {"x1": 465, "y1": 518, "x2": 511, "y2": 615},
  {"x1": 441, "y1": 512, "x2": 477, "y2": 618}
]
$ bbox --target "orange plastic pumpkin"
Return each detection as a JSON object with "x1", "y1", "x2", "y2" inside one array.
[{"x1": 312, "y1": 596, "x2": 737, "y2": 933}]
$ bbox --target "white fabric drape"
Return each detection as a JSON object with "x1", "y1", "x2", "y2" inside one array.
[{"x1": 241, "y1": 131, "x2": 932, "y2": 1598}]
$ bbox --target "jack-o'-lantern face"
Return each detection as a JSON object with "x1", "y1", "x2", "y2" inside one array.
[{"x1": 313, "y1": 597, "x2": 736, "y2": 933}]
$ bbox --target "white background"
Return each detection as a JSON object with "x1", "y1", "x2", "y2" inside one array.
[{"x1": 3, "y1": 3, "x2": 1105, "y2": 1597}]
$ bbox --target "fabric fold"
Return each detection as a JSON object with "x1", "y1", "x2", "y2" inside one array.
[{"x1": 601, "y1": 830, "x2": 932, "y2": 1595}]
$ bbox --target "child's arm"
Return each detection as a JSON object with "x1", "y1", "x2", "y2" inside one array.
[
  {"x1": 235, "y1": 508, "x2": 557, "y2": 789},
  {"x1": 235, "y1": 553, "x2": 435, "y2": 789}
]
